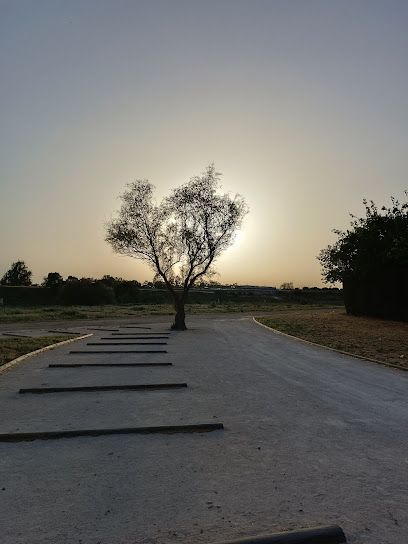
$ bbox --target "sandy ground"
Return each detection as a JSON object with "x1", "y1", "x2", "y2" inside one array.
[{"x1": 0, "y1": 316, "x2": 407, "y2": 543}]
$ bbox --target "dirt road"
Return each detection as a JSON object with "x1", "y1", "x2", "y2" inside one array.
[{"x1": 0, "y1": 316, "x2": 407, "y2": 543}]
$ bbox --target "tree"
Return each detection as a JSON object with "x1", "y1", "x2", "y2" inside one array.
[
  {"x1": 100, "y1": 275, "x2": 122, "y2": 287},
  {"x1": 319, "y1": 195, "x2": 408, "y2": 283},
  {"x1": 106, "y1": 164, "x2": 248, "y2": 329},
  {"x1": 42, "y1": 272, "x2": 64, "y2": 288},
  {"x1": 280, "y1": 282, "x2": 294, "y2": 290},
  {"x1": 1, "y1": 261, "x2": 32, "y2": 286},
  {"x1": 318, "y1": 193, "x2": 408, "y2": 319}
]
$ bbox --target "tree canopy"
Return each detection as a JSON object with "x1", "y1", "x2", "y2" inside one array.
[
  {"x1": 318, "y1": 193, "x2": 408, "y2": 284},
  {"x1": 106, "y1": 164, "x2": 248, "y2": 329},
  {"x1": 42, "y1": 272, "x2": 64, "y2": 288},
  {"x1": 1, "y1": 261, "x2": 32, "y2": 286}
]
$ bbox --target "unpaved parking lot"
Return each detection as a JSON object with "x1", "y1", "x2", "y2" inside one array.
[{"x1": 0, "y1": 316, "x2": 407, "y2": 543}]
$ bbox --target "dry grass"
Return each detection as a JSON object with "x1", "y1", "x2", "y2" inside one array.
[
  {"x1": 0, "y1": 335, "x2": 76, "y2": 367},
  {"x1": 257, "y1": 309, "x2": 408, "y2": 369},
  {"x1": 0, "y1": 302, "x2": 339, "y2": 323}
]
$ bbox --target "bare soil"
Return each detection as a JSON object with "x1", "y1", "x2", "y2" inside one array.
[{"x1": 258, "y1": 309, "x2": 408, "y2": 369}]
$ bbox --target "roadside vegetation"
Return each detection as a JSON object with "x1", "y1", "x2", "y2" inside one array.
[
  {"x1": 0, "y1": 335, "x2": 77, "y2": 367},
  {"x1": 257, "y1": 309, "x2": 408, "y2": 369},
  {"x1": 319, "y1": 193, "x2": 408, "y2": 321},
  {"x1": 0, "y1": 301, "x2": 342, "y2": 323}
]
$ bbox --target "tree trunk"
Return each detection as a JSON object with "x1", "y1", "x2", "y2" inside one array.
[{"x1": 171, "y1": 293, "x2": 187, "y2": 330}]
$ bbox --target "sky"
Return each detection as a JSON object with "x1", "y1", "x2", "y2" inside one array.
[{"x1": 1, "y1": 0, "x2": 407, "y2": 287}]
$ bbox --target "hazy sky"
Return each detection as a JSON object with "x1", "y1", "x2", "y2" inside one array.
[{"x1": 1, "y1": 0, "x2": 407, "y2": 286}]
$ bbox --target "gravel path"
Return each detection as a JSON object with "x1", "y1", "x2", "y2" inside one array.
[{"x1": 0, "y1": 316, "x2": 407, "y2": 543}]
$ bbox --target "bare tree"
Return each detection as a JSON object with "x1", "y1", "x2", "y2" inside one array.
[{"x1": 106, "y1": 164, "x2": 248, "y2": 329}]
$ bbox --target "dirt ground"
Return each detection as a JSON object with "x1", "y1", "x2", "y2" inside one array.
[
  {"x1": 1, "y1": 316, "x2": 407, "y2": 543},
  {"x1": 258, "y1": 309, "x2": 408, "y2": 369}
]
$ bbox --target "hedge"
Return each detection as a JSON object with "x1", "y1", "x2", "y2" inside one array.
[
  {"x1": 0, "y1": 285, "x2": 343, "y2": 307},
  {"x1": 343, "y1": 269, "x2": 408, "y2": 321}
]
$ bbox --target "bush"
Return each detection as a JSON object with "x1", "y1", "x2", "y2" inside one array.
[
  {"x1": 343, "y1": 269, "x2": 408, "y2": 321},
  {"x1": 319, "y1": 194, "x2": 408, "y2": 321}
]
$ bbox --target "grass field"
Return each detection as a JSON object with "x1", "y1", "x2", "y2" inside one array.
[
  {"x1": 257, "y1": 309, "x2": 408, "y2": 369},
  {"x1": 0, "y1": 302, "x2": 340, "y2": 323},
  {"x1": 0, "y1": 335, "x2": 77, "y2": 367}
]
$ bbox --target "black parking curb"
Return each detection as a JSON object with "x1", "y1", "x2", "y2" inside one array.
[
  {"x1": 48, "y1": 362, "x2": 173, "y2": 367},
  {"x1": 47, "y1": 330, "x2": 81, "y2": 335},
  {"x1": 87, "y1": 328, "x2": 120, "y2": 332},
  {"x1": 213, "y1": 525, "x2": 346, "y2": 544},
  {"x1": 69, "y1": 350, "x2": 168, "y2": 354},
  {"x1": 0, "y1": 423, "x2": 224, "y2": 442},
  {"x1": 111, "y1": 332, "x2": 170, "y2": 335},
  {"x1": 86, "y1": 342, "x2": 167, "y2": 346},
  {"x1": 19, "y1": 383, "x2": 187, "y2": 394},
  {"x1": 100, "y1": 337, "x2": 169, "y2": 340},
  {"x1": 121, "y1": 326, "x2": 152, "y2": 329},
  {"x1": 1, "y1": 332, "x2": 30, "y2": 337}
]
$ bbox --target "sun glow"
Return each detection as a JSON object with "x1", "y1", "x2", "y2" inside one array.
[{"x1": 231, "y1": 229, "x2": 245, "y2": 250}]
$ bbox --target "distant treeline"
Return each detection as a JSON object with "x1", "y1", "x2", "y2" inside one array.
[{"x1": 0, "y1": 277, "x2": 342, "y2": 307}]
